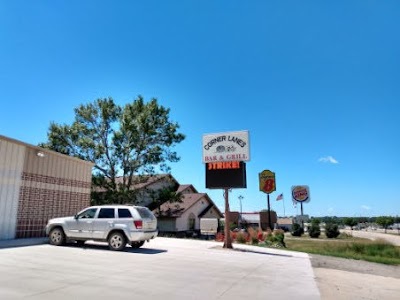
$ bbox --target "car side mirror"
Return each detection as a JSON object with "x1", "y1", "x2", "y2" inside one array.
[{"x1": 74, "y1": 215, "x2": 79, "y2": 219}]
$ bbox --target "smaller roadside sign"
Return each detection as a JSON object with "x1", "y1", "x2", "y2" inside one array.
[
  {"x1": 292, "y1": 185, "x2": 311, "y2": 203},
  {"x1": 259, "y1": 170, "x2": 276, "y2": 194}
]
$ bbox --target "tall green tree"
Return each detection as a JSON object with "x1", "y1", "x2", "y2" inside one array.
[
  {"x1": 375, "y1": 216, "x2": 395, "y2": 233},
  {"x1": 40, "y1": 96, "x2": 185, "y2": 204},
  {"x1": 343, "y1": 217, "x2": 358, "y2": 230},
  {"x1": 146, "y1": 179, "x2": 184, "y2": 214}
]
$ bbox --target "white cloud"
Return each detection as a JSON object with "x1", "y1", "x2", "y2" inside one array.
[
  {"x1": 361, "y1": 205, "x2": 371, "y2": 210},
  {"x1": 318, "y1": 156, "x2": 339, "y2": 164}
]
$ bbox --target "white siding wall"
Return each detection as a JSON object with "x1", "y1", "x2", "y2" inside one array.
[
  {"x1": 175, "y1": 197, "x2": 210, "y2": 231},
  {"x1": 202, "y1": 207, "x2": 220, "y2": 219},
  {"x1": 0, "y1": 140, "x2": 25, "y2": 239}
]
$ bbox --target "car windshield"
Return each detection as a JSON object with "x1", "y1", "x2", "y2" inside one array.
[{"x1": 136, "y1": 207, "x2": 155, "y2": 219}]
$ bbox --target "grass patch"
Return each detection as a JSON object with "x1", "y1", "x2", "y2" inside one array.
[{"x1": 285, "y1": 236, "x2": 400, "y2": 265}]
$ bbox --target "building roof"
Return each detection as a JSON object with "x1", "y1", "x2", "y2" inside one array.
[
  {"x1": 93, "y1": 173, "x2": 178, "y2": 192},
  {"x1": 154, "y1": 185, "x2": 223, "y2": 218},
  {"x1": 0, "y1": 134, "x2": 94, "y2": 166},
  {"x1": 154, "y1": 193, "x2": 205, "y2": 217},
  {"x1": 114, "y1": 173, "x2": 178, "y2": 190},
  {"x1": 241, "y1": 212, "x2": 260, "y2": 223},
  {"x1": 177, "y1": 184, "x2": 198, "y2": 193}
]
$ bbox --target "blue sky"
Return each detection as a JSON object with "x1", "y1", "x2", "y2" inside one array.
[{"x1": 1, "y1": 1, "x2": 399, "y2": 217}]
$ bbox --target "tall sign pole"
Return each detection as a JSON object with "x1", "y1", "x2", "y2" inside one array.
[
  {"x1": 223, "y1": 188, "x2": 232, "y2": 248},
  {"x1": 291, "y1": 185, "x2": 311, "y2": 228},
  {"x1": 267, "y1": 194, "x2": 271, "y2": 230},
  {"x1": 259, "y1": 170, "x2": 276, "y2": 230}
]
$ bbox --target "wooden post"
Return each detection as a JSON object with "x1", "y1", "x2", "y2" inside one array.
[{"x1": 223, "y1": 188, "x2": 233, "y2": 249}]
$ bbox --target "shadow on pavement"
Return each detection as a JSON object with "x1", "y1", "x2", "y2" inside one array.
[
  {"x1": 0, "y1": 238, "x2": 48, "y2": 250},
  {"x1": 66, "y1": 242, "x2": 168, "y2": 255}
]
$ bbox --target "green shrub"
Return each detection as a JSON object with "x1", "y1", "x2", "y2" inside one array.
[
  {"x1": 291, "y1": 223, "x2": 304, "y2": 237},
  {"x1": 236, "y1": 232, "x2": 247, "y2": 244},
  {"x1": 308, "y1": 224, "x2": 321, "y2": 238},
  {"x1": 325, "y1": 223, "x2": 340, "y2": 238},
  {"x1": 251, "y1": 236, "x2": 259, "y2": 245},
  {"x1": 264, "y1": 230, "x2": 286, "y2": 248},
  {"x1": 274, "y1": 231, "x2": 286, "y2": 247}
]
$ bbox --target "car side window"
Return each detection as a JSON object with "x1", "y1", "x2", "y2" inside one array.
[
  {"x1": 78, "y1": 208, "x2": 97, "y2": 219},
  {"x1": 118, "y1": 209, "x2": 132, "y2": 218},
  {"x1": 98, "y1": 208, "x2": 115, "y2": 219}
]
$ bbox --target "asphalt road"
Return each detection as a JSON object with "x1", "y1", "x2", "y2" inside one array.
[{"x1": 0, "y1": 237, "x2": 320, "y2": 300}]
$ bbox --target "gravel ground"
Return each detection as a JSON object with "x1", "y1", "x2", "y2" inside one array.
[
  {"x1": 310, "y1": 254, "x2": 400, "y2": 279},
  {"x1": 341, "y1": 229, "x2": 400, "y2": 246},
  {"x1": 310, "y1": 253, "x2": 400, "y2": 299},
  {"x1": 307, "y1": 231, "x2": 400, "y2": 299}
]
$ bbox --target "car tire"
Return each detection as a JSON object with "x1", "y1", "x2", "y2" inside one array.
[
  {"x1": 131, "y1": 241, "x2": 145, "y2": 249},
  {"x1": 108, "y1": 232, "x2": 126, "y2": 251},
  {"x1": 49, "y1": 227, "x2": 66, "y2": 246}
]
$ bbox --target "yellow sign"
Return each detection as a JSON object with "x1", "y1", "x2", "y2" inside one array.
[{"x1": 259, "y1": 170, "x2": 276, "y2": 194}]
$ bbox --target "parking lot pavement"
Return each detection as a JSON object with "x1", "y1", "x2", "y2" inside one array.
[
  {"x1": 0, "y1": 237, "x2": 48, "y2": 249},
  {"x1": 0, "y1": 237, "x2": 320, "y2": 300}
]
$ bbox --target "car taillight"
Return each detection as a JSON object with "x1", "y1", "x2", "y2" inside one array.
[{"x1": 134, "y1": 220, "x2": 143, "y2": 229}]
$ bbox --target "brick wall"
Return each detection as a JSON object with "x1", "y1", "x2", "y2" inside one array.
[{"x1": 16, "y1": 172, "x2": 91, "y2": 238}]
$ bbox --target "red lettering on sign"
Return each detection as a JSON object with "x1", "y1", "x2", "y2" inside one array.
[{"x1": 207, "y1": 161, "x2": 240, "y2": 170}]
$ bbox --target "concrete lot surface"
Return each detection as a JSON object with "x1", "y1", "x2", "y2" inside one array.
[{"x1": 0, "y1": 237, "x2": 320, "y2": 300}]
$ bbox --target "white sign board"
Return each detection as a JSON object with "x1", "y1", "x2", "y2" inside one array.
[{"x1": 202, "y1": 130, "x2": 250, "y2": 163}]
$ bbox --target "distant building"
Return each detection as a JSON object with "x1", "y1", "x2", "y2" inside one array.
[
  {"x1": 241, "y1": 212, "x2": 261, "y2": 228},
  {"x1": 277, "y1": 218, "x2": 294, "y2": 231},
  {"x1": 224, "y1": 211, "x2": 278, "y2": 230},
  {"x1": 294, "y1": 214, "x2": 310, "y2": 224}
]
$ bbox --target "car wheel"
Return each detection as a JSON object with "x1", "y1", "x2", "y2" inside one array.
[
  {"x1": 49, "y1": 227, "x2": 66, "y2": 246},
  {"x1": 131, "y1": 241, "x2": 145, "y2": 249},
  {"x1": 108, "y1": 232, "x2": 126, "y2": 251}
]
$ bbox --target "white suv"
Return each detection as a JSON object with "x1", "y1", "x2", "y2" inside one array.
[{"x1": 45, "y1": 205, "x2": 158, "y2": 251}]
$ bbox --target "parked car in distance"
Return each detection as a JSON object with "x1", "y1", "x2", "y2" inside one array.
[
  {"x1": 46, "y1": 205, "x2": 158, "y2": 251},
  {"x1": 200, "y1": 218, "x2": 218, "y2": 236}
]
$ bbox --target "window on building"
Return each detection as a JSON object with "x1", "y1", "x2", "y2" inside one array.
[{"x1": 188, "y1": 213, "x2": 195, "y2": 230}]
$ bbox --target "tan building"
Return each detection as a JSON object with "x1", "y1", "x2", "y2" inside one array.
[
  {"x1": 225, "y1": 211, "x2": 278, "y2": 230},
  {"x1": 0, "y1": 135, "x2": 93, "y2": 240},
  {"x1": 153, "y1": 184, "x2": 223, "y2": 234},
  {"x1": 277, "y1": 217, "x2": 294, "y2": 231}
]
